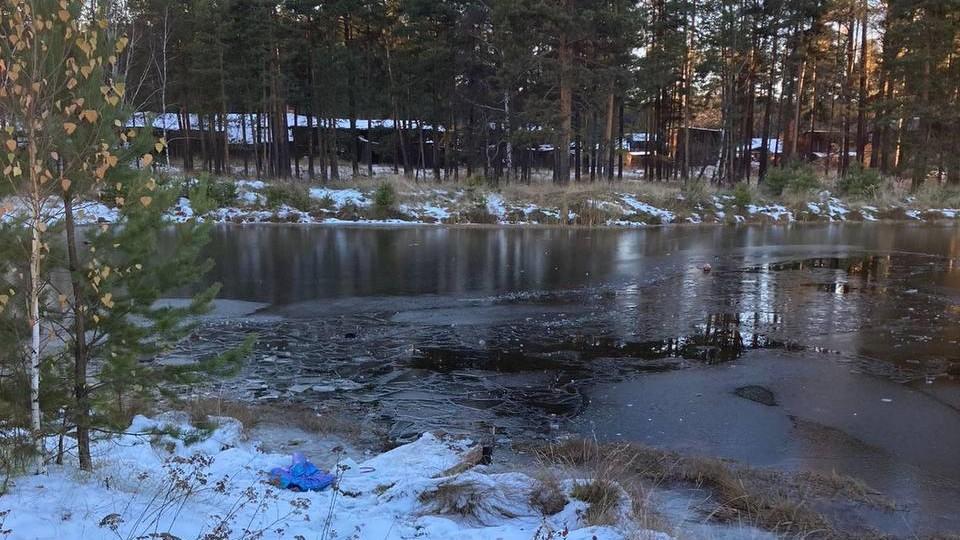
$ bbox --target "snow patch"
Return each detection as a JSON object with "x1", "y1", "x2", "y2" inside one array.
[
  {"x1": 309, "y1": 187, "x2": 370, "y2": 208},
  {"x1": 620, "y1": 195, "x2": 675, "y2": 223},
  {"x1": 486, "y1": 193, "x2": 507, "y2": 218},
  {"x1": 2, "y1": 416, "x2": 651, "y2": 540}
]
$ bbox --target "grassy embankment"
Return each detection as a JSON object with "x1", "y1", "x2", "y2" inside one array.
[{"x1": 174, "y1": 164, "x2": 960, "y2": 226}]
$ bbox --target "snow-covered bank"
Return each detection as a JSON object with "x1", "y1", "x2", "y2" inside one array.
[
  {"x1": 5, "y1": 179, "x2": 960, "y2": 228},
  {"x1": 1, "y1": 414, "x2": 667, "y2": 540}
]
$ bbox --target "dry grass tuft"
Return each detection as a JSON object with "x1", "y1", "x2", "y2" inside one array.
[
  {"x1": 912, "y1": 183, "x2": 960, "y2": 209},
  {"x1": 528, "y1": 473, "x2": 568, "y2": 516},
  {"x1": 626, "y1": 484, "x2": 670, "y2": 537},
  {"x1": 535, "y1": 438, "x2": 892, "y2": 538},
  {"x1": 418, "y1": 479, "x2": 519, "y2": 523},
  {"x1": 794, "y1": 470, "x2": 894, "y2": 510},
  {"x1": 187, "y1": 397, "x2": 262, "y2": 429},
  {"x1": 568, "y1": 200, "x2": 620, "y2": 225},
  {"x1": 571, "y1": 479, "x2": 622, "y2": 525},
  {"x1": 535, "y1": 439, "x2": 644, "y2": 527},
  {"x1": 183, "y1": 397, "x2": 362, "y2": 439},
  {"x1": 534, "y1": 437, "x2": 604, "y2": 466}
]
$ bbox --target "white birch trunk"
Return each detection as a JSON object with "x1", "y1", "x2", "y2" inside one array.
[{"x1": 28, "y1": 201, "x2": 45, "y2": 473}]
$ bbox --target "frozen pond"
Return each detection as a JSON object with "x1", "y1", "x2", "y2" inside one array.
[{"x1": 172, "y1": 223, "x2": 960, "y2": 535}]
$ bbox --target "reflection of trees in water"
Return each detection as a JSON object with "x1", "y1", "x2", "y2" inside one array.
[
  {"x1": 685, "y1": 312, "x2": 784, "y2": 364},
  {"x1": 197, "y1": 226, "x2": 633, "y2": 303},
  {"x1": 759, "y1": 255, "x2": 891, "y2": 282}
]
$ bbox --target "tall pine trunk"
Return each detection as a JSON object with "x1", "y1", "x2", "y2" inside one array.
[
  {"x1": 855, "y1": 0, "x2": 869, "y2": 167},
  {"x1": 557, "y1": 7, "x2": 572, "y2": 185},
  {"x1": 63, "y1": 193, "x2": 91, "y2": 470}
]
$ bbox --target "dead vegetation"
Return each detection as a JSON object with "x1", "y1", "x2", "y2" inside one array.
[
  {"x1": 181, "y1": 396, "x2": 363, "y2": 440},
  {"x1": 417, "y1": 478, "x2": 520, "y2": 524},
  {"x1": 535, "y1": 438, "x2": 895, "y2": 538},
  {"x1": 528, "y1": 473, "x2": 568, "y2": 516},
  {"x1": 532, "y1": 438, "x2": 671, "y2": 533},
  {"x1": 571, "y1": 479, "x2": 622, "y2": 525}
]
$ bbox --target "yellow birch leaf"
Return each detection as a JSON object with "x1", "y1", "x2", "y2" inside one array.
[
  {"x1": 4, "y1": 139, "x2": 14, "y2": 152},
  {"x1": 63, "y1": 122, "x2": 77, "y2": 134},
  {"x1": 81, "y1": 109, "x2": 98, "y2": 123},
  {"x1": 139, "y1": 196, "x2": 152, "y2": 207},
  {"x1": 100, "y1": 293, "x2": 113, "y2": 308},
  {"x1": 61, "y1": 178, "x2": 71, "y2": 191},
  {"x1": 141, "y1": 154, "x2": 154, "y2": 166},
  {"x1": 66, "y1": 78, "x2": 76, "y2": 90}
]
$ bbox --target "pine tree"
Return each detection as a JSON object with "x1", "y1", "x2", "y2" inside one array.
[{"x1": 0, "y1": 0, "x2": 248, "y2": 471}]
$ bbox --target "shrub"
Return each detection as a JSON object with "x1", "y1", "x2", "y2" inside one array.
[
  {"x1": 731, "y1": 182, "x2": 753, "y2": 208},
  {"x1": 336, "y1": 202, "x2": 363, "y2": 221},
  {"x1": 188, "y1": 174, "x2": 237, "y2": 214},
  {"x1": 912, "y1": 183, "x2": 960, "y2": 209},
  {"x1": 207, "y1": 179, "x2": 238, "y2": 207},
  {"x1": 837, "y1": 167, "x2": 883, "y2": 198},
  {"x1": 465, "y1": 174, "x2": 488, "y2": 188},
  {"x1": 373, "y1": 182, "x2": 397, "y2": 218},
  {"x1": 763, "y1": 163, "x2": 820, "y2": 196},
  {"x1": 681, "y1": 180, "x2": 710, "y2": 205},
  {"x1": 264, "y1": 183, "x2": 312, "y2": 211},
  {"x1": 315, "y1": 194, "x2": 336, "y2": 211}
]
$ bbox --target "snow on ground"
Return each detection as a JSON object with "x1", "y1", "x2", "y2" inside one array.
[
  {"x1": 236, "y1": 180, "x2": 266, "y2": 191},
  {"x1": 745, "y1": 203, "x2": 793, "y2": 222},
  {"x1": 166, "y1": 196, "x2": 195, "y2": 222},
  {"x1": 3, "y1": 180, "x2": 959, "y2": 229},
  {"x1": 238, "y1": 190, "x2": 264, "y2": 205},
  {"x1": 825, "y1": 197, "x2": 850, "y2": 221},
  {"x1": 485, "y1": 193, "x2": 507, "y2": 219},
  {"x1": 401, "y1": 203, "x2": 451, "y2": 222},
  {"x1": 0, "y1": 197, "x2": 119, "y2": 226},
  {"x1": 1, "y1": 415, "x2": 661, "y2": 540},
  {"x1": 309, "y1": 187, "x2": 370, "y2": 208},
  {"x1": 619, "y1": 195, "x2": 675, "y2": 223}
]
